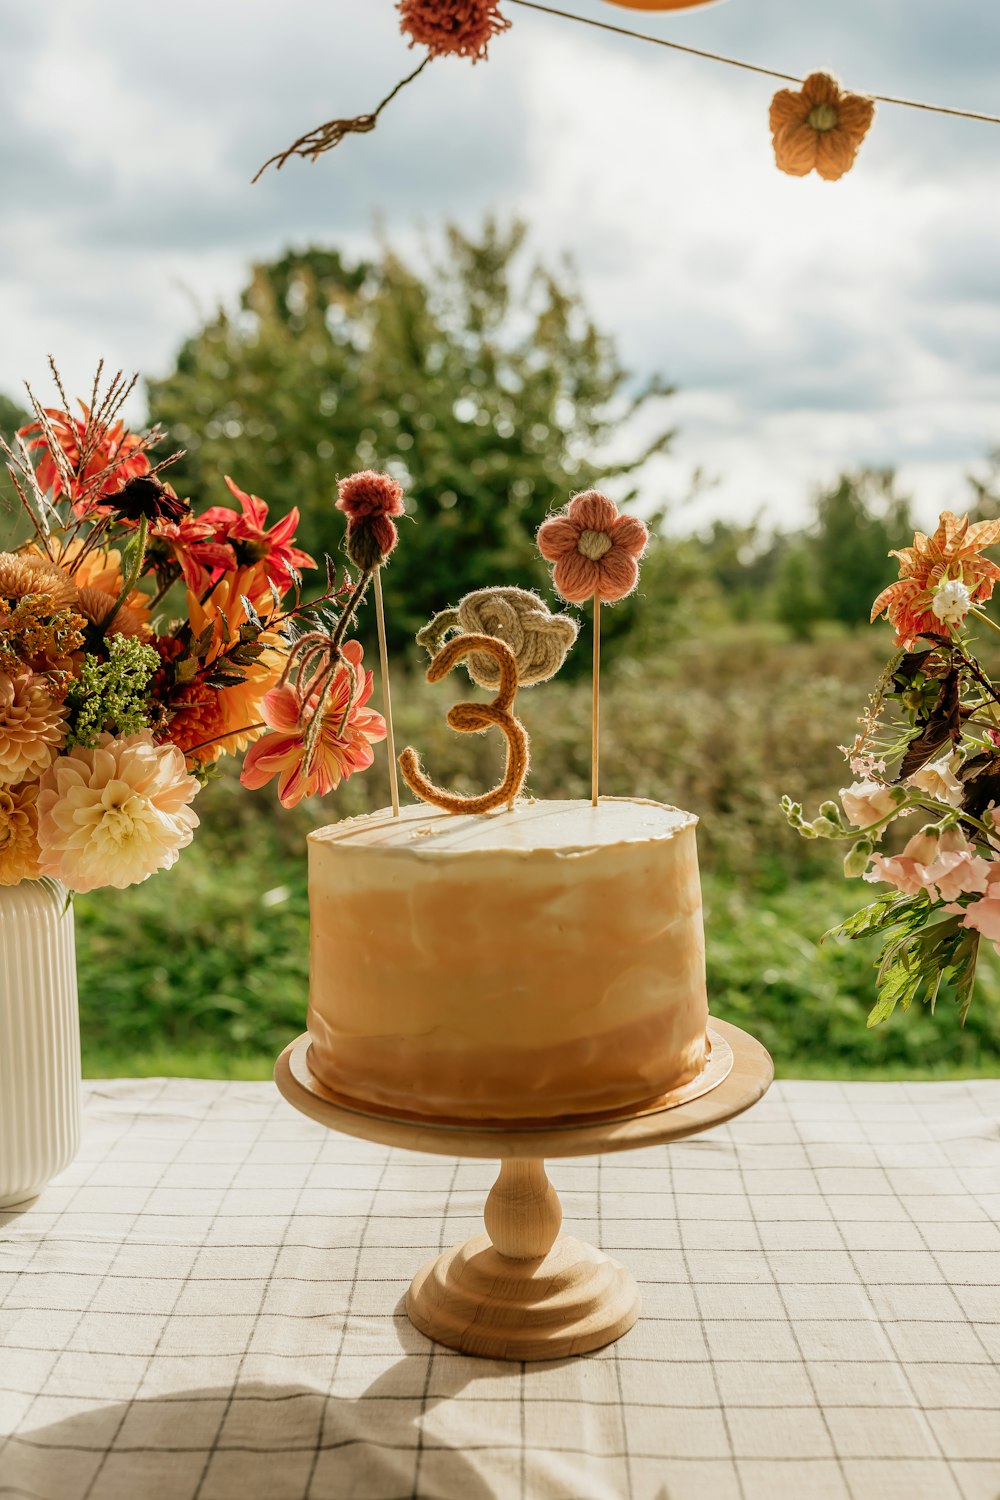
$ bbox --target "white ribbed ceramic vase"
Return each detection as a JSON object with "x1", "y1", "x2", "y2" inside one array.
[{"x1": 0, "y1": 879, "x2": 81, "y2": 1208}]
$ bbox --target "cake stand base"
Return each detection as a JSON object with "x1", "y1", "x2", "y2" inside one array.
[
  {"x1": 274, "y1": 1018, "x2": 773, "y2": 1363},
  {"x1": 407, "y1": 1156, "x2": 639, "y2": 1359},
  {"x1": 408, "y1": 1233, "x2": 639, "y2": 1361}
]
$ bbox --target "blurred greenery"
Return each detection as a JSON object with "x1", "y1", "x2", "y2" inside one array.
[
  {"x1": 4, "y1": 219, "x2": 1000, "y2": 1079},
  {"x1": 74, "y1": 630, "x2": 1000, "y2": 1081},
  {"x1": 147, "y1": 220, "x2": 676, "y2": 662}
]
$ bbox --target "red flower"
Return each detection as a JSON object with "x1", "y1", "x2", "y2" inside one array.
[
  {"x1": 240, "y1": 640, "x2": 386, "y2": 807},
  {"x1": 147, "y1": 514, "x2": 235, "y2": 593},
  {"x1": 200, "y1": 476, "x2": 316, "y2": 596},
  {"x1": 398, "y1": 0, "x2": 510, "y2": 61},
  {"x1": 20, "y1": 405, "x2": 151, "y2": 511},
  {"x1": 537, "y1": 491, "x2": 649, "y2": 604},
  {"x1": 870, "y1": 511, "x2": 1000, "y2": 648}
]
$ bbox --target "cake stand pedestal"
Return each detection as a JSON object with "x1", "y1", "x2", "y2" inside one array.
[{"x1": 274, "y1": 1017, "x2": 772, "y2": 1361}]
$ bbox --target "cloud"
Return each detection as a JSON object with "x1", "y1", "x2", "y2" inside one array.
[{"x1": 0, "y1": 0, "x2": 997, "y2": 531}]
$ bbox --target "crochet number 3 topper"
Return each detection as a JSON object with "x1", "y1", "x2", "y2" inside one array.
[{"x1": 537, "y1": 490, "x2": 648, "y2": 805}]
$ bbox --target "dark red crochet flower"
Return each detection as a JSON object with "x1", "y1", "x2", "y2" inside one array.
[
  {"x1": 108, "y1": 475, "x2": 189, "y2": 525},
  {"x1": 398, "y1": 0, "x2": 510, "y2": 61},
  {"x1": 336, "y1": 470, "x2": 405, "y2": 522},
  {"x1": 336, "y1": 471, "x2": 405, "y2": 570}
]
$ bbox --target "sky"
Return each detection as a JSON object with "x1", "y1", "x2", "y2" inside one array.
[{"x1": 1, "y1": 0, "x2": 998, "y2": 533}]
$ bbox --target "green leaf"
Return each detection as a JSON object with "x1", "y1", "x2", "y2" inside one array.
[{"x1": 824, "y1": 891, "x2": 929, "y2": 944}]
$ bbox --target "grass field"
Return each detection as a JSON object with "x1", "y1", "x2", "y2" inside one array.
[{"x1": 76, "y1": 629, "x2": 1000, "y2": 1080}]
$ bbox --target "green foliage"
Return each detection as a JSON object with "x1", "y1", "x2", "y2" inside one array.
[
  {"x1": 775, "y1": 544, "x2": 823, "y2": 640},
  {"x1": 71, "y1": 626, "x2": 1000, "y2": 1079},
  {"x1": 0, "y1": 390, "x2": 30, "y2": 546},
  {"x1": 827, "y1": 891, "x2": 980, "y2": 1027},
  {"x1": 147, "y1": 220, "x2": 676, "y2": 661},
  {"x1": 64, "y1": 636, "x2": 160, "y2": 748},
  {"x1": 810, "y1": 470, "x2": 914, "y2": 629}
]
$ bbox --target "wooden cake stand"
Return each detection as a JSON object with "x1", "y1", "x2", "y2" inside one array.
[{"x1": 274, "y1": 1018, "x2": 773, "y2": 1361}]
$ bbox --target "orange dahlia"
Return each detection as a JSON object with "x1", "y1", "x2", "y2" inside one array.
[
  {"x1": 0, "y1": 671, "x2": 67, "y2": 784},
  {"x1": 769, "y1": 73, "x2": 874, "y2": 182},
  {"x1": 870, "y1": 511, "x2": 1000, "y2": 648},
  {"x1": 0, "y1": 551, "x2": 78, "y2": 611},
  {"x1": 0, "y1": 780, "x2": 41, "y2": 885},
  {"x1": 32, "y1": 539, "x2": 152, "y2": 630}
]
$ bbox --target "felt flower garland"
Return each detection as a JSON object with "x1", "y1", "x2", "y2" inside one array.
[
  {"x1": 769, "y1": 73, "x2": 875, "y2": 182},
  {"x1": 253, "y1": 0, "x2": 1000, "y2": 186}
]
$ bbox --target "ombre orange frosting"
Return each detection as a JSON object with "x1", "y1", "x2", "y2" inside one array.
[{"x1": 306, "y1": 797, "x2": 711, "y2": 1121}]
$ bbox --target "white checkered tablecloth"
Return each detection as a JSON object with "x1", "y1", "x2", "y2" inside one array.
[{"x1": 1, "y1": 1079, "x2": 999, "y2": 1500}]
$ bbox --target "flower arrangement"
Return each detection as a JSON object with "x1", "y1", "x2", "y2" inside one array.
[
  {"x1": 0, "y1": 363, "x2": 392, "y2": 891},
  {"x1": 783, "y1": 510, "x2": 1000, "y2": 1026}
]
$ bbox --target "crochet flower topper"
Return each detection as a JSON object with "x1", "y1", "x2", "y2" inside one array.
[
  {"x1": 240, "y1": 469, "x2": 404, "y2": 814},
  {"x1": 400, "y1": 587, "x2": 577, "y2": 817},
  {"x1": 538, "y1": 490, "x2": 649, "y2": 805}
]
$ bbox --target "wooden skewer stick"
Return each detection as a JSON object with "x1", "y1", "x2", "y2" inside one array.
[
  {"x1": 374, "y1": 569, "x2": 400, "y2": 817},
  {"x1": 591, "y1": 587, "x2": 600, "y2": 807}
]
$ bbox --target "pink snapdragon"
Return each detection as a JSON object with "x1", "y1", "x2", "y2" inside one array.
[
  {"x1": 839, "y1": 779, "x2": 900, "y2": 834},
  {"x1": 906, "y1": 756, "x2": 964, "y2": 807},
  {"x1": 865, "y1": 824, "x2": 991, "y2": 901},
  {"x1": 865, "y1": 827, "x2": 942, "y2": 895},
  {"x1": 949, "y1": 866, "x2": 1000, "y2": 956}
]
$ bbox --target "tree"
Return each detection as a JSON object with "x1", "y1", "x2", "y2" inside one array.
[
  {"x1": 774, "y1": 544, "x2": 823, "y2": 641},
  {"x1": 811, "y1": 470, "x2": 914, "y2": 629},
  {"x1": 0, "y1": 392, "x2": 30, "y2": 548},
  {"x1": 147, "y1": 220, "x2": 676, "y2": 659}
]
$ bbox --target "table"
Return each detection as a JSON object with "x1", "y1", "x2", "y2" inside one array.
[{"x1": 1, "y1": 1078, "x2": 998, "y2": 1500}]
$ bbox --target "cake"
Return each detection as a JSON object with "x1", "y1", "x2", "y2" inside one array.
[{"x1": 306, "y1": 796, "x2": 710, "y2": 1121}]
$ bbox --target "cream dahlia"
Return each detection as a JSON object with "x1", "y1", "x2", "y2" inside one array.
[
  {"x1": 0, "y1": 781, "x2": 41, "y2": 885},
  {"x1": 0, "y1": 671, "x2": 67, "y2": 784},
  {"x1": 37, "y1": 732, "x2": 200, "y2": 892}
]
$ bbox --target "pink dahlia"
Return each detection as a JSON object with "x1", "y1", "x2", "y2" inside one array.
[
  {"x1": 240, "y1": 640, "x2": 386, "y2": 808},
  {"x1": 37, "y1": 733, "x2": 200, "y2": 893}
]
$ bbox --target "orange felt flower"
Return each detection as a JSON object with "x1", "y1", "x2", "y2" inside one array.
[
  {"x1": 769, "y1": 73, "x2": 875, "y2": 181},
  {"x1": 240, "y1": 640, "x2": 386, "y2": 807},
  {"x1": 537, "y1": 491, "x2": 649, "y2": 604},
  {"x1": 870, "y1": 511, "x2": 1000, "y2": 648}
]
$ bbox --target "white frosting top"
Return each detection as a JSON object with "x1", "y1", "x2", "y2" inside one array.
[{"x1": 308, "y1": 796, "x2": 696, "y2": 856}]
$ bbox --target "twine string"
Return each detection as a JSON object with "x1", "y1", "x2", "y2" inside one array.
[
  {"x1": 252, "y1": 55, "x2": 432, "y2": 182},
  {"x1": 506, "y1": 0, "x2": 1000, "y2": 127}
]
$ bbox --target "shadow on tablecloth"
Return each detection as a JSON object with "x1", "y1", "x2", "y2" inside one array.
[{"x1": 3, "y1": 1361, "x2": 510, "y2": 1500}]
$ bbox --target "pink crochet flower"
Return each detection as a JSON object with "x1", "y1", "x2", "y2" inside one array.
[{"x1": 537, "y1": 492, "x2": 649, "y2": 605}]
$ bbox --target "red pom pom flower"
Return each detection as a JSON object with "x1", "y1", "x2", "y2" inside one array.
[
  {"x1": 336, "y1": 470, "x2": 405, "y2": 571},
  {"x1": 398, "y1": 0, "x2": 510, "y2": 61},
  {"x1": 537, "y1": 491, "x2": 649, "y2": 604}
]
